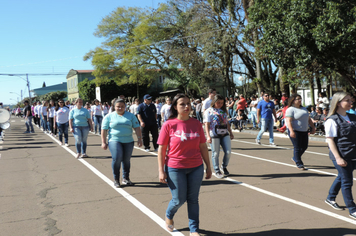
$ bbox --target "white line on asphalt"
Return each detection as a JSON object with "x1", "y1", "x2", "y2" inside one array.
[
  {"x1": 135, "y1": 146, "x2": 356, "y2": 226},
  {"x1": 232, "y1": 139, "x2": 329, "y2": 156},
  {"x1": 224, "y1": 176, "x2": 356, "y2": 225},
  {"x1": 44, "y1": 132, "x2": 184, "y2": 236}
]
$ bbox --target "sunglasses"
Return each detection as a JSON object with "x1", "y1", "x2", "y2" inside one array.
[{"x1": 264, "y1": 95, "x2": 269, "y2": 97}]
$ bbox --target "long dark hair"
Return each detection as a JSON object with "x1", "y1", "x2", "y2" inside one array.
[
  {"x1": 210, "y1": 94, "x2": 227, "y2": 111},
  {"x1": 287, "y1": 94, "x2": 302, "y2": 107},
  {"x1": 168, "y1": 93, "x2": 190, "y2": 119},
  {"x1": 55, "y1": 99, "x2": 65, "y2": 111}
]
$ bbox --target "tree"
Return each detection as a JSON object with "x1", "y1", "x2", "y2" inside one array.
[
  {"x1": 78, "y1": 79, "x2": 95, "y2": 103},
  {"x1": 37, "y1": 91, "x2": 68, "y2": 102},
  {"x1": 250, "y1": 0, "x2": 356, "y2": 90}
]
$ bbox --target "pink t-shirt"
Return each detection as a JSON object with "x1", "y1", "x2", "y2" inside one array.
[{"x1": 157, "y1": 118, "x2": 206, "y2": 169}]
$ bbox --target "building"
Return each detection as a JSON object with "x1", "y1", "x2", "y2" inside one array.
[
  {"x1": 66, "y1": 69, "x2": 95, "y2": 101},
  {"x1": 31, "y1": 82, "x2": 67, "y2": 97}
]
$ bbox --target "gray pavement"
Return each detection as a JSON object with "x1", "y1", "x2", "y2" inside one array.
[{"x1": 1, "y1": 116, "x2": 355, "y2": 236}]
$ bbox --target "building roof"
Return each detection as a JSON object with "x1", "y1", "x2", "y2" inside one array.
[
  {"x1": 31, "y1": 82, "x2": 67, "y2": 96},
  {"x1": 66, "y1": 69, "x2": 94, "y2": 79}
]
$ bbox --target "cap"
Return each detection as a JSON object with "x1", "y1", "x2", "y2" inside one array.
[{"x1": 143, "y1": 94, "x2": 152, "y2": 100}]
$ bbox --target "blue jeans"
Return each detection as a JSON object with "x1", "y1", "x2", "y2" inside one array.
[
  {"x1": 288, "y1": 130, "x2": 309, "y2": 167},
  {"x1": 157, "y1": 114, "x2": 161, "y2": 129},
  {"x1": 73, "y1": 126, "x2": 89, "y2": 154},
  {"x1": 108, "y1": 141, "x2": 134, "y2": 180},
  {"x1": 57, "y1": 122, "x2": 69, "y2": 144},
  {"x1": 327, "y1": 160, "x2": 356, "y2": 214},
  {"x1": 196, "y1": 111, "x2": 202, "y2": 123},
  {"x1": 166, "y1": 164, "x2": 204, "y2": 233},
  {"x1": 257, "y1": 118, "x2": 274, "y2": 143},
  {"x1": 94, "y1": 115, "x2": 102, "y2": 134},
  {"x1": 25, "y1": 116, "x2": 34, "y2": 132},
  {"x1": 250, "y1": 111, "x2": 257, "y2": 128},
  {"x1": 228, "y1": 109, "x2": 233, "y2": 118},
  {"x1": 42, "y1": 115, "x2": 48, "y2": 131},
  {"x1": 210, "y1": 135, "x2": 231, "y2": 171}
]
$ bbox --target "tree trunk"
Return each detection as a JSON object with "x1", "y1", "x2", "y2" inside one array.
[
  {"x1": 326, "y1": 74, "x2": 332, "y2": 98},
  {"x1": 316, "y1": 72, "x2": 322, "y2": 94},
  {"x1": 253, "y1": 30, "x2": 263, "y2": 95},
  {"x1": 308, "y1": 77, "x2": 315, "y2": 106},
  {"x1": 279, "y1": 67, "x2": 289, "y2": 96},
  {"x1": 338, "y1": 69, "x2": 356, "y2": 91}
]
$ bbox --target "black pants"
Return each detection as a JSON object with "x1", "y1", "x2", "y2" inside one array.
[
  {"x1": 35, "y1": 114, "x2": 41, "y2": 127},
  {"x1": 49, "y1": 117, "x2": 57, "y2": 135},
  {"x1": 141, "y1": 124, "x2": 159, "y2": 150}
]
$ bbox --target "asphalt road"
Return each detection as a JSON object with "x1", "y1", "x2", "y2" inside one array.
[{"x1": 1, "y1": 116, "x2": 355, "y2": 236}]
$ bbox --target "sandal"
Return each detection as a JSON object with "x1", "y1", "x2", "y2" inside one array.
[
  {"x1": 165, "y1": 217, "x2": 174, "y2": 232},
  {"x1": 190, "y1": 233, "x2": 201, "y2": 236}
]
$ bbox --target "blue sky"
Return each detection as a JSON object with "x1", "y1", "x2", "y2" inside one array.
[{"x1": 0, "y1": 0, "x2": 167, "y2": 105}]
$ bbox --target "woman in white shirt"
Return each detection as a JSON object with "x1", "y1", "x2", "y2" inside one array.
[
  {"x1": 54, "y1": 100, "x2": 70, "y2": 146},
  {"x1": 161, "y1": 97, "x2": 172, "y2": 123},
  {"x1": 324, "y1": 92, "x2": 356, "y2": 219},
  {"x1": 41, "y1": 101, "x2": 49, "y2": 133},
  {"x1": 91, "y1": 99, "x2": 103, "y2": 135},
  {"x1": 47, "y1": 100, "x2": 57, "y2": 136}
]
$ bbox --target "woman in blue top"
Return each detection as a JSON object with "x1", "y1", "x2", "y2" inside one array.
[
  {"x1": 69, "y1": 98, "x2": 93, "y2": 159},
  {"x1": 101, "y1": 99, "x2": 143, "y2": 188}
]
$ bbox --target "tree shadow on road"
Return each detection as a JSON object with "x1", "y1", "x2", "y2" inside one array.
[
  {"x1": 183, "y1": 227, "x2": 356, "y2": 236},
  {"x1": 228, "y1": 172, "x2": 331, "y2": 180}
]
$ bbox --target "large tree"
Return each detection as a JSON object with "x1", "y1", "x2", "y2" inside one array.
[{"x1": 250, "y1": 0, "x2": 356, "y2": 90}]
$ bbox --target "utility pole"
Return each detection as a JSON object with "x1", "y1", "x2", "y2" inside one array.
[
  {"x1": 27, "y1": 74, "x2": 32, "y2": 104},
  {"x1": 21, "y1": 90, "x2": 23, "y2": 102}
]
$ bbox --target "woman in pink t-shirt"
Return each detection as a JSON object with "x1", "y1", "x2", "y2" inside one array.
[{"x1": 157, "y1": 94, "x2": 212, "y2": 236}]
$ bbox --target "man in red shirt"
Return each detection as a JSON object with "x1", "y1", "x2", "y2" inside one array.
[
  {"x1": 281, "y1": 93, "x2": 289, "y2": 103},
  {"x1": 235, "y1": 94, "x2": 247, "y2": 113}
]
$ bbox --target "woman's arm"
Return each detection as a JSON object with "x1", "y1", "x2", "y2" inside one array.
[
  {"x1": 285, "y1": 117, "x2": 295, "y2": 138},
  {"x1": 134, "y1": 127, "x2": 143, "y2": 147},
  {"x1": 308, "y1": 117, "x2": 316, "y2": 134},
  {"x1": 326, "y1": 137, "x2": 347, "y2": 167},
  {"x1": 158, "y1": 144, "x2": 168, "y2": 183},
  {"x1": 69, "y1": 119, "x2": 74, "y2": 132},
  {"x1": 227, "y1": 121, "x2": 234, "y2": 140},
  {"x1": 199, "y1": 142, "x2": 212, "y2": 179},
  {"x1": 101, "y1": 129, "x2": 108, "y2": 150},
  {"x1": 205, "y1": 122, "x2": 212, "y2": 143},
  {"x1": 87, "y1": 118, "x2": 93, "y2": 131}
]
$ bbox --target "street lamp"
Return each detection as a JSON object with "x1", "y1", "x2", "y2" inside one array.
[
  {"x1": 8, "y1": 74, "x2": 31, "y2": 104},
  {"x1": 10, "y1": 91, "x2": 22, "y2": 101}
]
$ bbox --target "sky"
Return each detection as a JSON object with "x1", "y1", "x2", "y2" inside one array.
[{"x1": 0, "y1": 0, "x2": 167, "y2": 105}]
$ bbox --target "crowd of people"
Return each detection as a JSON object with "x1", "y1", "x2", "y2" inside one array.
[{"x1": 15, "y1": 89, "x2": 356, "y2": 234}]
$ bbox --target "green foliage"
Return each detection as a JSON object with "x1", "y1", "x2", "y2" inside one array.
[
  {"x1": 78, "y1": 79, "x2": 96, "y2": 103},
  {"x1": 249, "y1": 0, "x2": 356, "y2": 88},
  {"x1": 37, "y1": 91, "x2": 67, "y2": 102}
]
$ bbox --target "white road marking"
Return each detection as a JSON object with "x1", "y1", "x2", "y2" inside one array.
[
  {"x1": 35, "y1": 124, "x2": 356, "y2": 228},
  {"x1": 44, "y1": 131, "x2": 183, "y2": 235},
  {"x1": 224, "y1": 176, "x2": 356, "y2": 225},
  {"x1": 232, "y1": 139, "x2": 329, "y2": 156},
  {"x1": 136, "y1": 147, "x2": 356, "y2": 226}
]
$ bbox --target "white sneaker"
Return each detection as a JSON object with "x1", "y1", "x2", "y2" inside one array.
[
  {"x1": 76, "y1": 153, "x2": 81, "y2": 159},
  {"x1": 145, "y1": 149, "x2": 150, "y2": 152},
  {"x1": 255, "y1": 139, "x2": 261, "y2": 145},
  {"x1": 269, "y1": 143, "x2": 277, "y2": 147},
  {"x1": 215, "y1": 171, "x2": 224, "y2": 179},
  {"x1": 65, "y1": 143, "x2": 69, "y2": 147}
]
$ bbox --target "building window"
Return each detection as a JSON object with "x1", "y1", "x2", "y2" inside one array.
[{"x1": 159, "y1": 75, "x2": 165, "y2": 84}]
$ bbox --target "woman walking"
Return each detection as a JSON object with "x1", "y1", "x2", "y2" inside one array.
[
  {"x1": 91, "y1": 99, "x2": 103, "y2": 135},
  {"x1": 204, "y1": 94, "x2": 234, "y2": 178},
  {"x1": 69, "y1": 98, "x2": 93, "y2": 158},
  {"x1": 101, "y1": 99, "x2": 142, "y2": 187},
  {"x1": 54, "y1": 100, "x2": 70, "y2": 146},
  {"x1": 48, "y1": 100, "x2": 57, "y2": 136},
  {"x1": 324, "y1": 92, "x2": 356, "y2": 219},
  {"x1": 158, "y1": 94, "x2": 212, "y2": 236},
  {"x1": 41, "y1": 101, "x2": 49, "y2": 133},
  {"x1": 285, "y1": 94, "x2": 316, "y2": 170}
]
